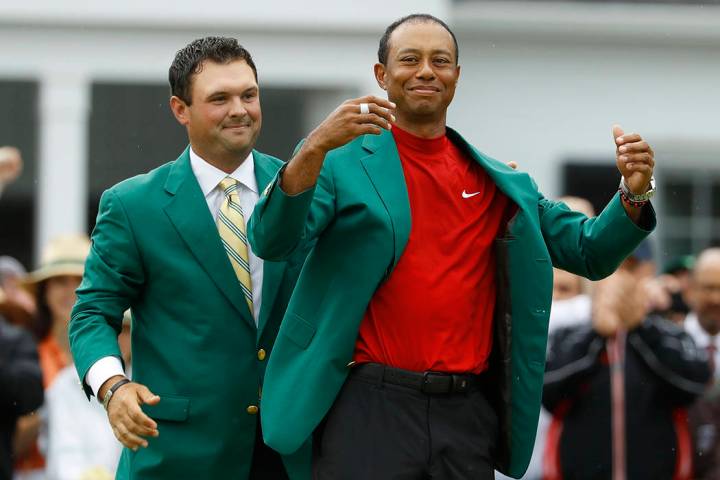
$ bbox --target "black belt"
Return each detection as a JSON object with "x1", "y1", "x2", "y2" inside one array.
[{"x1": 351, "y1": 363, "x2": 487, "y2": 395}]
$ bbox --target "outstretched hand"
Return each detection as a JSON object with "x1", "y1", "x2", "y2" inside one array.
[{"x1": 100, "y1": 376, "x2": 160, "y2": 450}]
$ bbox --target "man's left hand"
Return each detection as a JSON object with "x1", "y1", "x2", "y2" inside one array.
[{"x1": 613, "y1": 125, "x2": 654, "y2": 194}]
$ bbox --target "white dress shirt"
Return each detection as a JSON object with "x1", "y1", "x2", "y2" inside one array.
[
  {"x1": 86, "y1": 148, "x2": 264, "y2": 397},
  {"x1": 685, "y1": 312, "x2": 720, "y2": 380}
]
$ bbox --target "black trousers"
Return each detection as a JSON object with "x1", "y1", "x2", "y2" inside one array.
[
  {"x1": 313, "y1": 366, "x2": 498, "y2": 480},
  {"x1": 250, "y1": 417, "x2": 288, "y2": 479}
]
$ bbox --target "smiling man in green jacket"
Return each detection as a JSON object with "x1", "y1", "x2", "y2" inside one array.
[
  {"x1": 249, "y1": 14, "x2": 656, "y2": 480},
  {"x1": 69, "y1": 37, "x2": 310, "y2": 479}
]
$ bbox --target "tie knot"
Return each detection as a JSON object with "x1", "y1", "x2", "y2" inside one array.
[{"x1": 219, "y1": 177, "x2": 239, "y2": 198}]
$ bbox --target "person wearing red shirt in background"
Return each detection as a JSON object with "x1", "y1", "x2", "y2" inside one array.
[{"x1": 250, "y1": 14, "x2": 657, "y2": 479}]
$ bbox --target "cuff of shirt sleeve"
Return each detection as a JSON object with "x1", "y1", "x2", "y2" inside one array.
[{"x1": 86, "y1": 356, "x2": 125, "y2": 398}]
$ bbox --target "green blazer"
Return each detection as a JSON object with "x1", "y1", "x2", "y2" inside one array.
[
  {"x1": 249, "y1": 128, "x2": 655, "y2": 478},
  {"x1": 69, "y1": 148, "x2": 311, "y2": 480}
]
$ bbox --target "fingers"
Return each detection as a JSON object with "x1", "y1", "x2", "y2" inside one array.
[
  {"x1": 357, "y1": 124, "x2": 384, "y2": 136},
  {"x1": 365, "y1": 102, "x2": 396, "y2": 124},
  {"x1": 612, "y1": 124, "x2": 625, "y2": 145},
  {"x1": 616, "y1": 132, "x2": 643, "y2": 146},
  {"x1": 357, "y1": 113, "x2": 393, "y2": 130},
  {"x1": 343, "y1": 102, "x2": 395, "y2": 127},
  {"x1": 618, "y1": 140, "x2": 650, "y2": 154},
  {"x1": 113, "y1": 423, "x2": 149, "y2": 450},
  {"x1": 613, "y1": 124, "x2": 642, "y2": 147},
  {"x1": 137, "y1": 385, "x2": 161, "y2": 406},
  {"x1": 618, "y1": 152, "x2": 654, "y2": 166},
  {"x1": 357, "y1": 95, "x2": 396, "y2": 111},
  {"x1": 128, "y1": 403, "x2": 159, "y2": 434},
  {"x1": 107, "y1": 383, "x2": 160, "y2": 451}
]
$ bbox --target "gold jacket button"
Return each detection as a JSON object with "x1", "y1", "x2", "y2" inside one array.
[
  {"x1": 247, "y1": 405, "x2": 259, "y2": 415},
  {"x1": 257, "y1": 349, "x2": 266, "y2": 361}
]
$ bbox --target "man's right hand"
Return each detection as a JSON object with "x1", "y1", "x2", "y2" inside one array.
[
  {"x1": 280, "y1": 95, "x2": 396, "y2": 195},
  {"x1": 99, "y1": 375, "x2": 160, "y2": 450},
  {"x1": 304, "y1": 95, "x2": 396, "y2": 154}
]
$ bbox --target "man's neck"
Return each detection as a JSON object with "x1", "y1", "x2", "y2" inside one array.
[
  {"x1": 191, "y1": 145, "x2": 250, "y2": 174},
  {"x1": 394, "y1": 114, "x2": 446, "y2": 139}
]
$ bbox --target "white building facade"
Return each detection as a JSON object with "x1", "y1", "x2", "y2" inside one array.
[{"x1": 0, "y1": 0, "x2": 718, "y2": 265}]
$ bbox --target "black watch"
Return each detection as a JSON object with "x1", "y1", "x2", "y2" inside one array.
[{"x1": 101, "y1": 377, "x2": 131, "y2": 411}]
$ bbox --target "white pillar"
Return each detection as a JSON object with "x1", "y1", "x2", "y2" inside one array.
[{"x1": 36, "y1": 73, "x2": 90, "y2": 259}]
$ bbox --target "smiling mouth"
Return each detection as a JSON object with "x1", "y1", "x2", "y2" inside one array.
[{"x1": 409, "y1": 86, "x2": 441, "y2": 95}]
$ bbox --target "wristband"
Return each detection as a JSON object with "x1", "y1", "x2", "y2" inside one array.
[
  {"x1": 618, "y1": 187, "x2": 649, "y2": 208},
  {"x1": 102, "y1": 378, "x2": 131, "y2": 411},
  {"x1": 618, "y1": 176, "x2": 655, "y2": 206}
]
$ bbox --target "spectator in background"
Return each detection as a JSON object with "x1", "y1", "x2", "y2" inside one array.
[
  {"x1": 0, "y1": 291, "x2": 43, "y2": 480},
  {"x1": 44, "y1": 311, "x2": 131, "y2": 480},
  {"x1": 648, "y1": 255, "x2": 696, "y2": 324},
  {"x1": 548, "y1": 196, "x2": 596, "y2": 333},
  {"x1": 684, "y1": 248, "x2": 720, "y2": 479},
  {"x1": 542, "y1": 259, "x2": 710, "y2": 480},
  {"x1": 13, "y1": 235, "x2": 90, "y2": 480},
  {"x1": 0, "y1": 146, "x2": 22, "y2": 199},
  {"x1": 0, "y1": 256, "x2": 36, "y2": 326}
]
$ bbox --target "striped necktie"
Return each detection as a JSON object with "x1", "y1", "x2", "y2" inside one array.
[{"x1": 217, "y1": 177, "x2": 253, "y2": 314}]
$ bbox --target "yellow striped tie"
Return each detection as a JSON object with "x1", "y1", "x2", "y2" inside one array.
[{"x1": 217, "y1": 177, "x2": 253, "y2": 314}]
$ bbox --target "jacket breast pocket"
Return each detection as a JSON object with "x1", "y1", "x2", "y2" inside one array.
[
  {"x1": 141, "y1": 394, "x2": 190, "y2": 422},
  {"x1": 283, "y1": 313, "x2": 316, "y2": 350}
]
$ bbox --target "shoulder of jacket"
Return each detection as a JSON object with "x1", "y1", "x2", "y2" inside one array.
[{"x1": 108, "y1": 161, "x2": 175, "y2": 199}]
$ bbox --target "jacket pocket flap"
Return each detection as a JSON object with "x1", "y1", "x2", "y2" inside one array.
[
  {"x1": 284, "y1": 313, "x2": 316, "y2": 349},
  {"x1": 142, "y1": 395, "x2": 190, "y2": 422}
]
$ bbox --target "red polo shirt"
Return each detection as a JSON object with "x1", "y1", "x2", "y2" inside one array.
[{"x1": 353, "y1": 126, "x2": 509, "y2": 374}]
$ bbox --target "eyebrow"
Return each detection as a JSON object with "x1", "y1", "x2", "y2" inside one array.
[
  {"x1": 205, "y1": 86, "x2": 258, "y2": 100},
  {"x1": 396, "y1": 47, "x2": 453, "y2": 57}
]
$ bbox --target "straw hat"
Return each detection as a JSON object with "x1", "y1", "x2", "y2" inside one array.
[{"x1": 24, "y1": 234, "x2": 91, "y2": 286}]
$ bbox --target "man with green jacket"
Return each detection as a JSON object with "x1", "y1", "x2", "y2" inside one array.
[
  {"x1": 69, "y1": 37, "x2": 310, "y2": 479},
  {"x1": 249, "y1": 14, "x2": 656, "y2": 480}
]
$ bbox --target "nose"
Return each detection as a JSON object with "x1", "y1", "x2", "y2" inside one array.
[
  {"x1": 228, "y1": 96, "x2": 247, "y2": 118},
  {"x1": 415, "y1": 58, "x2": 435, "y2": 80}
]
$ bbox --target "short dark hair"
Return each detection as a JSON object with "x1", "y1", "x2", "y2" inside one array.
[
  {"x1": 378, "y1": 14, "x2": 459, "y2": 65},
  {"x1": 169, "y1": 36, "x2": 257, "y2": 105}
]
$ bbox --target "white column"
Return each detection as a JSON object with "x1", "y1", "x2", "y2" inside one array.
[{"x1": 36, "y1": 73, "x2": 90, "y2": 258}]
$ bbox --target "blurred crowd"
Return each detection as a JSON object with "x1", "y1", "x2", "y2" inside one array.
[
  {"x1": 497, "y1": 197, "x2": 720, "y2": 480},
  {"x1": 3, "y1": 145, "x2": 720, "y2": 479},
  {"x1": 1, "y1": 147, "x2": 129, "y2": 480}
]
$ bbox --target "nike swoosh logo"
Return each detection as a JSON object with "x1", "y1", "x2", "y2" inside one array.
[{"x1": 462, "y1": 190, "x2": 481, "y2": 198}]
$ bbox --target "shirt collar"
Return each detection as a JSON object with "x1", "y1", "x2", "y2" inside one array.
[
  {"x1": 685, "y1": 312, "x2": 715, "y2": 348},
  {"x1": 189, "y1": 147, "x2": 258, "y2": 197}
]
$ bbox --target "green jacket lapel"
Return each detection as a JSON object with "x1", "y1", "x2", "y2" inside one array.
[
  {"x1": 253, "y1": 151, "x2": 286, "y2": 337},
  {"x1": 359, "y1": 130, "x2": 412, "y2": 270},
  {"x1": 163, "y1": 147, "x2": 255, "y2": 327}
]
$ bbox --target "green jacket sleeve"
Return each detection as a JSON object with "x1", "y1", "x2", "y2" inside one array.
[
  {"x1": 248, "y1": 154, "x2": 336, "y2": 262},
  {"x1": 69, "y1": 189, "x2": 145, "y2": 398},
  {"x1": 538, "y1": 191, "x2": 656, "y2": 280}
]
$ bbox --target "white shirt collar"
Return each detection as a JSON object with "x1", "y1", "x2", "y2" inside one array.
[
  {"x1": 189, "y1": 147, "x2": 258, "y2": 197},
  {"x1": 685, "y1": 312, "x2": 716, "y2": 349}
]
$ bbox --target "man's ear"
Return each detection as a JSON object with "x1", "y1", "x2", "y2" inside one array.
[
  {"x1": 169, "y1": 96, "x2": 190, "y2": 126},
  {"x1": 373, "y1": 63, "x2": 387, "y2": 91}
]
